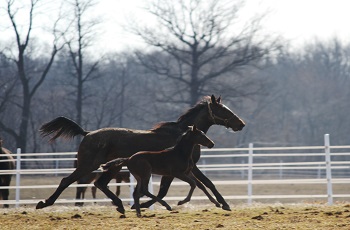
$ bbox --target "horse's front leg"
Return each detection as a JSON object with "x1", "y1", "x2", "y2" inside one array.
[
  {"x1": 191, "y1": 165, "x2": 231, "y2": 211},
  {"x1": 94, "y1": 166, "x2": 125, "y2": 214},
  {"x1": 135, "y1": 176, "x2": 174, "y2": 209}
]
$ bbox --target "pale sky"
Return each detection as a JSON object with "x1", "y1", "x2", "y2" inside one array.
[
  {"x1": 93, "y1": 0, "x2": 350, "y2": 53},
  {"x1": 1, "y1": 0, "x2": 350, "y2": 54}
]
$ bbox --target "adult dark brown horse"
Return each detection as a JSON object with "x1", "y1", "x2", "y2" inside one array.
[
  {"x1": 75, "y1": 170, "x2": 130, "y2": 206},
  {"x1": 101, "y1": 125, "x2": 215, "y2": 217},
  {"x1": 36, "y1": 95, "x2": 245, "y2": 214},
  {"x1": 0, "y1": 138, "x2": 15, "y2": 208}
]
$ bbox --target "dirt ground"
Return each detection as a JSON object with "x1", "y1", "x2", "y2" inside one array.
[{"x1": 1, "y1": 203, "x2": 350, "y2": 230}]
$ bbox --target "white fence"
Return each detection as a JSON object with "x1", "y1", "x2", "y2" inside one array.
[{"x1": 1, "y1": 134, "x2": 350, "y2": 208}]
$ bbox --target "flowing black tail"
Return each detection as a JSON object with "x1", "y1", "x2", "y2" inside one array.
[
  {"x1": 40, "y1": 116, "x2": 89, "y2": 142},
  {"x1": 100, "y1": 158, "x2": 129, "y2": 171}
]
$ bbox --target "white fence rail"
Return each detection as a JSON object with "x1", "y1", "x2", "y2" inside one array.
[{"x1": 1, "y1": 134, "x2": 350, "y2": 208}]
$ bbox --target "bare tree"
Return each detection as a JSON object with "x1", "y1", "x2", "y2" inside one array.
[
  {"x1": 129, "y1": 0, "x2": 280, "y2": 105},
  {"x1": 0, "y1": 0, "x2": 65, "y2": 152},
  {"x1": 63, "y1": 0, "x2": 101, "y2": 128}
]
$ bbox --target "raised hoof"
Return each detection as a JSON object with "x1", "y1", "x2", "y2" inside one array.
[
  {"x1": 116, "y1": 207, "x2": 125, "y2": 214},
  {"x1": 137, "y1": 213, "x2": 142, "y2": 218},
  {"x1": 222, "y1": 204, "x2": 231, "y2": 211},
  {"x1": 36, "y1": 201, "x2": 46, "y2": 209},
  {"x1": 177, "y1": 200, "x2": 186, "y2": 206}
]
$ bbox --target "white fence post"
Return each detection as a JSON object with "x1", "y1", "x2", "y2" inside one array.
[
  {"x1": 15, "y1": 148, "x2": 21, "y2": 208},
  {"x1": 248, "y1": 143, "x2": 253, "y2": 205},
  {"x1": 148, "y1": 175, "x2": 154, "y2": 210},
  {"x1": 324, "y1": 134, "x2": 333, "y2": 205}
]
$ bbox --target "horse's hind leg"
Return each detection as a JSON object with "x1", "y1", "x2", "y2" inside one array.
[
  {"x1": 136, "y1": 175, "x2": 174, "y2": 209},
  {"x1": 36, "y1": 167, "x2": 95, "y2": 209},
  {"x1": 75, "y1": 173, "x2": 95, "y2": 206},
  {"x1": 1, "y1": 175, "x2": 11, "y2": 208},
  {"x1": 94, "y1": 165, "x2": 125, "y2": 214}
]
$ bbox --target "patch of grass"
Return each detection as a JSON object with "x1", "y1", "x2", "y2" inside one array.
[{"x1": 1, "y1": 203, "x2": 349, "y2": 230}]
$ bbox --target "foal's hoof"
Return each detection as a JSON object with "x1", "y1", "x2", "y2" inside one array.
[
  {"x1": 36, "y1": 201, "x2": 46, "y2": 209},
  {"x1": 177, "y1": 200, "x2": 186, "y2": 206},
  {"x1": 221, "y1": 204, "x2": 231, "y2": 211}
]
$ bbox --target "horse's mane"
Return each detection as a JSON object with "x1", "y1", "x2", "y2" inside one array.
[{"x1": 151, "y1": 96, "x2": 210, "y2": 132}]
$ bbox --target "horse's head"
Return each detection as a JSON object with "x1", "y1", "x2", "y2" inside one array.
[
  {"x1": 207, "y1": 95, "x2": 245, "y2": 132},
  {"x1": 188, "y1": 125, "x2": 214, "y2": 148}
]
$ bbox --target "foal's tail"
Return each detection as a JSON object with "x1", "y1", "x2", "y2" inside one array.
[
  {"x1": 100, "y1": 158, "x2": 128, "y2": 171},
  {"x1": 40, "y1": 116, "x2": 90, "y2": 142}
]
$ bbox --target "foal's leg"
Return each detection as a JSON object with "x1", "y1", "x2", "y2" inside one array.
[
  {"x1": 94, "y1": 165, "x2": 125, "y2": 214},
  {"x1": 140, "y1": 177, "x2": 172, "y2": 212},
  {"x1": 136, "y1": 176, "x2": 174, "y2": 209},
  {"x1": 132, "y1": 178, "x2": 142, "y2": 217},
  {"x1": 190, "y1": 173, "x2": 220, "y2": 207},
  {"x1": 174, "y1": 173, "x2": 197, "y2": 206},
  {"x1": 192, "y1": 165, "x2": 231, "y2": 211}
]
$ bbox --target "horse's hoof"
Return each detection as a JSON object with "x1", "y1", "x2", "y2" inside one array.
[
  {"x1": 116, "y1": 207, "x2": 125, "y2": 214},
  {"x1": 75, "y1": 202, "x2": 84, "y2": 207},
  {"x1": 222, "y1": 204, "x2": 231, "y2": 211},
  {"x1": 215, "y1": 203, "x2": 221, "y2": 208},
  {"x1": 131, "y1": 204, "x2": 135, "y2": 209},
  {"x1": 137, "y1": 213, "x2": 142, "y2": 218},
  {"x1": 177, "y1": 201, "x2": 184, "y2": 206},
  {"x1": 36, "y1": 201, "x2": 46, "y2": 209}
]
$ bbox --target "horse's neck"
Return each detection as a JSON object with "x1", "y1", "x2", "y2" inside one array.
[{"x1": 178, "y1": 107, "x2": 213, "y2": 133}]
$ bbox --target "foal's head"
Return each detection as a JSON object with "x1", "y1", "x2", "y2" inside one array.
[{"x1": 184, "y1": 125, "x2": 214, "y2": 148}]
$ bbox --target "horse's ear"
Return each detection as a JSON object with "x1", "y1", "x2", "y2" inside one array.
[
  {"x1": 217, "y1": 96, "x2": 221, "y2": 104},
  {"x1": 211, "y1": 95, "x2": 217, "y2": 104}
]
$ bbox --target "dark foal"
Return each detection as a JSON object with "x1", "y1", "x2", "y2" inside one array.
[
  {"x1": 0, "y1": 138, "x2": 15, "y2": 208},
  {"x1": 101, "y1": 125, "x2": 214, "y2": 217}
]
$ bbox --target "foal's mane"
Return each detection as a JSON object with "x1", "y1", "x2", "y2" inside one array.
[{"x1": 151, "y1": 96, "x2": 211, "y2": 132}]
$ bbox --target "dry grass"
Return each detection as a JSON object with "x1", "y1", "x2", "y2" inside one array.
[
  {"x1": 2, "y1": 175, "x2": 350, "y2": 229},
  {"x1": 1, "y1": 203, "x2": 350, "y2": 229}
]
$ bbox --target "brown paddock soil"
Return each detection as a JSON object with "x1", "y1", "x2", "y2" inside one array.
[{"x1": 1, "y1": 203, "x2": 350, "y2": 230}]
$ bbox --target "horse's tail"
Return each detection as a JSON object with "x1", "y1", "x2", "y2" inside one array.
[
  {"x1": 40, "y1": 116, "x2": 89, "y2": 142},
  {"x1": 100, "y1": 158, "x2": 128, "y2": 171}
]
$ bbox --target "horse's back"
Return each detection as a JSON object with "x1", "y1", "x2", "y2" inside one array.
[{"x1": 78, "y1": 127, "x2": 178, "y2": 162}]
